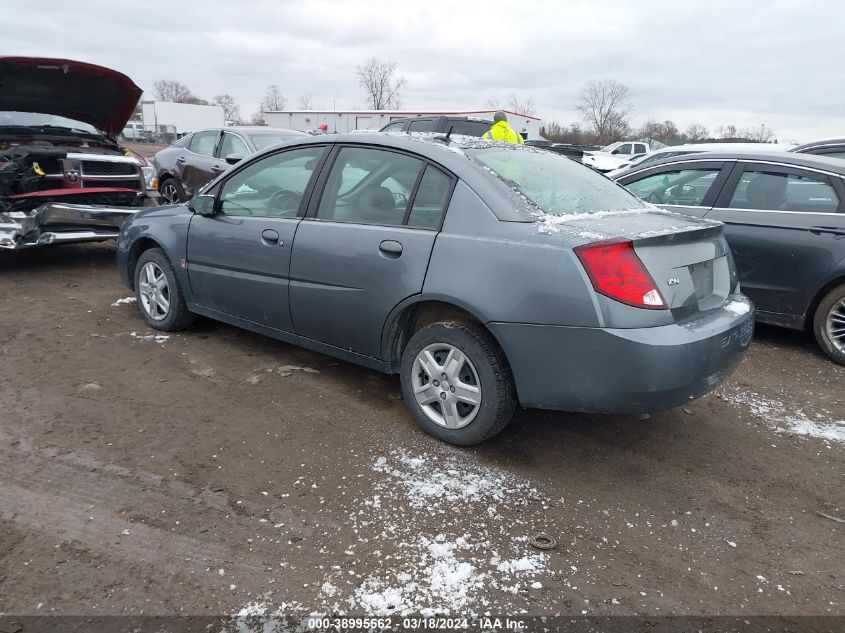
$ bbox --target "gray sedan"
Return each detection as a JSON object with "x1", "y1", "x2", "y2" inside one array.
[{"x1": 117, "y1": 134, "x2": 753, "y2": 445}]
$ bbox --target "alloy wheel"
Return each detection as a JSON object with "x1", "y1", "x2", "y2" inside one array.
[
  {"x1": 412, "y1": 343, "x2": 481, "y2": 429},
  {"x1": 826, "y1": 298, "x2": 845, "y2": 353},
  {"x1": 138, "y1": 262, "x2": 170, "y2": 321},
  {"x1": 160, "y1": 182, "x2": 180, "y2": 203}
]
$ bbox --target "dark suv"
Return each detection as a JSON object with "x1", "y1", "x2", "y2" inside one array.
[{"x1": 380, "y1": 115, "x2": 493, "y2": 137}]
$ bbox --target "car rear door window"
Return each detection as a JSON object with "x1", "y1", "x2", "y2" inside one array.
[
  {"x1": 316, "y1": 147, "x2": 424, "y2": 226},
  {"x1": 448, "y1": 120, "x2": 491, "y2": 136},
  {"x1": 615, "y1": 143, "x2": 632, "y2": 155},
  {"x1": 634, "y1": 143, "x2": 648, "y2": 154},
  {"x1": 407, "y1": 119, "x2": 436, "y2": 132},
  {"x1": 219, "y1": 147, "x2": 325, "y2": 217},
  {"x1": 728, "y1": 169, "x2": 839, "y2": 212},
  {"x1": 626, "y1": 168, "x2": 722, "y2": 205},
  {"x1": 219, "y1": 132, "x2": 250, "y2": 158},
  {"x1": 406, "y1": 166, "x2": 451, "y2": 229},
  {"x1": 190, "y1": 131, "x2": 219, "y2": 157}
]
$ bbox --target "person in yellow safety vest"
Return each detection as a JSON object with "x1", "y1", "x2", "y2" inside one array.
[{"x1": 482, "y1": 111, "x2": 525, "y2": 144}]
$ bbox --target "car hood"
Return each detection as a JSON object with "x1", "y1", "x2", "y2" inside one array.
[{"x1": 0, "y1": 57, "x2": 142, "y2": 136}]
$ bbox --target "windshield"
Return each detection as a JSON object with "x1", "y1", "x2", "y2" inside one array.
[
  {"x1": 0, "y1": 111, "x2": 100, "y2": 134},
  {"x1": 600, "y1": 142, "x2": 622, "y2": 152},
  {"x1": 470, "y1": 146, "x2": 647, "y2": 216},
  {"x1": 249, "y1": 133, "x2": 300, "y2": 151}
]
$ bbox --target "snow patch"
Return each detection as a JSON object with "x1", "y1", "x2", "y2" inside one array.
[
  {"x1": 724, "y1": 300, "x2": 751, "y2": 316},
  {"x1": 721, "y1": 388, "x2": 845, "y2": 444},
  {"x1": 129, "y1": 332, "x2": 170, "y2": 344},
  {"x1": 110, "y1": 296, "x2": 137, "y2": 306}
]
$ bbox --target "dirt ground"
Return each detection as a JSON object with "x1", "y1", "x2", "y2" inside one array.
[{"x1": 0, "y1": 242, "x2": 842, "y2": 621}]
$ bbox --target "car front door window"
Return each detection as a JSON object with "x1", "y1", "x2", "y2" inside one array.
[
  {"x1": 220, "y1": 147, "x2": 325, "y2": 218},
  {"x1": 219, "y1": 132, "x2": 250, "y2": 159},
  {"x1": 626, "y1": 168, "x2": 722, "y2": 205}
]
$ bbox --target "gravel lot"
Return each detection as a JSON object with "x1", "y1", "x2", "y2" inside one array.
[{"x1": 0, "y1": 242, "x2": 842, "y2": 620}]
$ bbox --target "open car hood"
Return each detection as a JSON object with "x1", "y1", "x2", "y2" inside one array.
[{"x1": 0, "y1": 57, "x2": 142, "y2": 136}]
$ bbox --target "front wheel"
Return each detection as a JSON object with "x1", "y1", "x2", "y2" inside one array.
[
  {"x1": 159, "y1": 178, "x2": 186, "y2": 204},
  {"x1": 134, "y1": 248, "x2": 194, "y2": 331},
  {"x1": 813, "y1": 283, "x2": 845, "y2": 365},
  {"x1": 400, "y1": 321, "x2": 517, "y2": 445}
]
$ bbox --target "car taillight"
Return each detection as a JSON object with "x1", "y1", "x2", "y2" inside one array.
[{"x1": 574, "y1": 238, "x2": 667, "y2": 310}]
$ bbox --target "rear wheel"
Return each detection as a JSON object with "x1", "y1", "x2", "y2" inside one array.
[
  {"x1": 813, "y1": 283, "x2": 845, "y2": 365},
  {"x1": 400, "y1": 321, "x2": 516, "y2": 445},
  {"x1": 159, "y1": 177, "x2": 186, "y2": 204},
  {"x1": 134, "y1": 248, "x2": 194, "y2": 331}
]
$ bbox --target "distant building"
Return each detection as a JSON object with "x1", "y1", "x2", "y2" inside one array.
[{"x1": 264, "y1": 109, "x2": 543, "y2": 140}]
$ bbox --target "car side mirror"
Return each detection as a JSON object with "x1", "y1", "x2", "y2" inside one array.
[
  {"x1": 225, "y1": 153, "x2": 245, "y2": 165},
  {"x1": 189, "y1": 194, "x2": 217, "y2": 216}
]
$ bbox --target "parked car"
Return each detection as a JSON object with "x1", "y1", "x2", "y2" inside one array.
[
  {"x1": 582, "y1": 141, "x2": 650, "y2": 172},
  {"x1": 525, "y1": 140, "x2": 603, "y2": 161},
  {"x1": 380, "y1": 115, "x2": 494, "y2": 137},
  {"x1": 0, "y1": 56, "x2": 157, "y2": 249},
  {"x1": 790, "y1": 137, "x2": 845, "y2": 160},
  {"x1": 607, "y1": 143, "x2": 795, "y2": 178},
  {"x1": 118, "y1": 134, "x2": 753, "y2": 444},
  {"x1": 153, "y1": 127, "x2": 308, "y2": 203},
  {"x1": 613, "y1": 151, "x2": 845, "y2": 364},
  {"x1": 120, "y1": 122, "x2": 146, "y2": 141}
]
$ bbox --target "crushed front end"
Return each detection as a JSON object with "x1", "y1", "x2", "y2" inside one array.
[{"x1": 0, "y1": 147, "x2": 156, "y2": 249}]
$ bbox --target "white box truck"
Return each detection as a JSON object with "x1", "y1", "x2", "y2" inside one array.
[{"x1": 141, "y1": 101, "x2": 225, "y2": 143}]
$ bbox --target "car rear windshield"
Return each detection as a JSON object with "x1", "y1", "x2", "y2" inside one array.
[
  {"x1": 470, "y1": 147, "x2": 647, "y2": 216},
  {"x1": 249, "y1": 133, "x2": 300, "y2": 150}
]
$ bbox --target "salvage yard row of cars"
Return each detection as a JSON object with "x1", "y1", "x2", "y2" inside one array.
[{"x1": 2, "y1": 56, "x2": 844, "y2": 445}]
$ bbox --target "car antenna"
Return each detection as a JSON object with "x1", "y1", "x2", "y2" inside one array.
[{"x1": 434, "y1": 125, "x2": 453, "y2": 144}]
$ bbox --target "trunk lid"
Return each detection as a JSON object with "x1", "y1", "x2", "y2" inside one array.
[
  {"x1": 558, "y1": 209, "x2": 735, "y2": 319},
  {"x1": 0, "y1": 57, "x2": 142, "y2": 136}
]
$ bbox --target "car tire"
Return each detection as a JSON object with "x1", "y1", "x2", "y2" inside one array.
[
  {"x1": 134, "y1": 248, "x2": 194, "y2": 332},
  {"x1": 813, "y1": 283, "x2": 845, "y2": 365},
  {"x1": 159, "y1": 177, "x2": 186, "y2": 204},
  {"x1": 399, "y1": 320, "x2": 517, "y2": 446}
]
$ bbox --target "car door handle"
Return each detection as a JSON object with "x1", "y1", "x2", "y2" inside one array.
[
  {"x1": 378, "y1": 240, "x2": 403, "y2": 258},
  {"x1": 809, "y1": 225, "x2": 845, "y2": 236},
  {"x1": 176, "y1": 157, "x2": 187, "y2": 164},
  {"x1": 261, "y1": 229, "x2": 281, "y2": 244},
  {"x1": 211, "y1": 165, "x2": 224, "y2": 172}
]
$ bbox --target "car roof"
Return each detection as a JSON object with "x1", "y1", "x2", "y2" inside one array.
[
  {"x1": 617, "y1": 149, "x2": 845, "y2": 178},
  {"x1": 647, "y1": 142, "x2": 794, "y2": 153},
  {"x1": 190, "y1": 126, "x2": 306, "y2": 135}
]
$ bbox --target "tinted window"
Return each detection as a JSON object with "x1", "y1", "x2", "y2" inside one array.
[
  {"x1": 817, "y1": 150, "x2": 845, "y2": 160},
  {"x1": 625, "y1": 168, "x2": 721, "y2": 205},
  {"x1": 407, "y1": 119, "x2": 436, "y2": 132},
  {"x1": 448, "y1": 120, "x2": 491, "y2": 137},
  {"x1": 634, "y1": 144, "x2": 648, "y2": 154},
  {"x1": 317, "y1": 147, "x2": 424, "y2": 225},
  {"x1": 728, "y1": 169, "x2": 839, "y2": 212},
  {"x1": 615, "y1": 143, "x2": 633, "y2": 155},
  {"x1": 190, "y1": 131, "x2": 219, "y2": 156},
  {"x1": 472, "y1": 147, "x2": 646, "y2": 216},
  {"x1": 381, "y1": 121, "x2": 405, "y2": 132},
  {"x1": 219, "y1": 147, "x2": 324, "y2": 217},
  {"x1": 407, "y1": 166, "x2": 451, "y2": 229},
  {"x1": 219, "y1": 132, "x2": 250, "y2": 157}
]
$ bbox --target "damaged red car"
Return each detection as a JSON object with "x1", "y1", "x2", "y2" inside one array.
[{"x1": 0, "y1": 57, "x2": 157, "y2": 249}]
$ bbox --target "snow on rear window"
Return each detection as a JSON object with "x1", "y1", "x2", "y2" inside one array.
[{"x1": 471, "y1": 146, "x2": 647, "y2": 216}]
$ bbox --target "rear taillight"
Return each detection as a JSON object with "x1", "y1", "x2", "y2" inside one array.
[{"x1": 575, "y1": 238, "x2": 667, "y2": 310}]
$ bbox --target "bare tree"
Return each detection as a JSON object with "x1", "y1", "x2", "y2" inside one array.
[
  {"x1": 261, "y1": 85, "x2": 287, "y2": 112},
  {"x1": 508, "y1": 94, "x2": 536, "y2": 116},
  {"x1": 484, "y1": 98, "x2": 502, "y2": 110},
  {"x1": 576, "y1": 79, "x2": 633, "y2": 144},
  {"x1": 685, "y1": 123, "x2": 709, "y2": 142},
  {"x1": 744, "y1": 123, "x2": 776, "y2": 143},
  {"x1": 213, "y1": 94, "x2": 241, "y2": 124},
  {"x1": 540, "y1": 120, "x2": 564, "y2": 139},
  {"x1": 356, "y1": 58, "x2": 406, "y2": 109},
  {"x1": 153, "y1": 79, "x2": 196, "y2": 103},
  {"x1": 638, "y1": 119, "x2": 680, "y2": 145},
  {"x1": 297, "y1": 94, "x2": 314, "y2": 110},
  {"x1": 247, "y1": 111, "x2": 267, "y2": 126},
  {"x1": 717, "y1": 124, "x2": 739, "y2": 140}
]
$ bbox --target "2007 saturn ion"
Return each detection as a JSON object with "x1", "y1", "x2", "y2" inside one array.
[{"x1": 117, "y1": 133, "x2": 754, "y2": 445}]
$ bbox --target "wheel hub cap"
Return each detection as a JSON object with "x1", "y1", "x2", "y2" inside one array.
[
  {"x1": 138, "y1": 261, "x2": 171, "y2": 321},
  {"x1": 827, "y1": 298, "x2": 845, "y2": 353},
  {"x1": 411, "y1": 343, "x2": 481, "y2": 429}
]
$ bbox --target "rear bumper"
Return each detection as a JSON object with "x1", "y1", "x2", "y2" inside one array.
[
  {"x1": 0, "y1": 196, "x2": 156, "y2": 250},
  {"x1": 488, "y1": 295, "x2": 754, "y2": 413}
]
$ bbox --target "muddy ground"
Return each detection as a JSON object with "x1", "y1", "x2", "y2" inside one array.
[{"x1": 0, "y1": 242, "x2": 842, "y2": 621}]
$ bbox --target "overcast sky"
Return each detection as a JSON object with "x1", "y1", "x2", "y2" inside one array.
[{"x1": 4, "y1": 0, "x2": 843, "y2": 142}]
